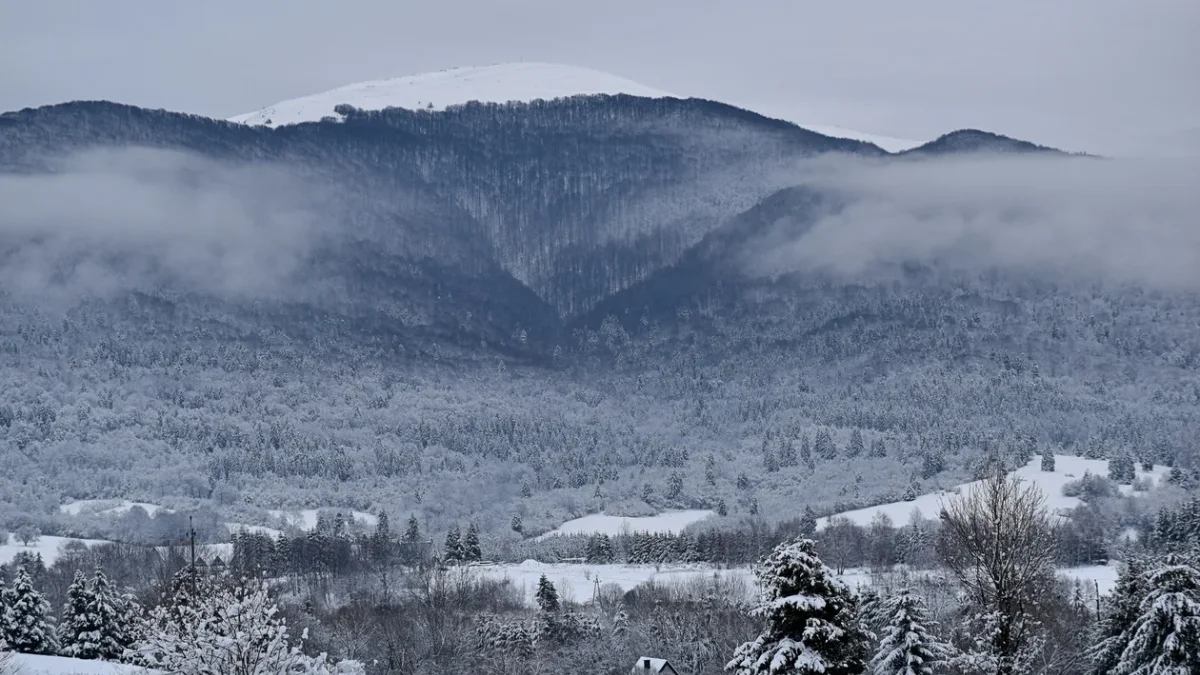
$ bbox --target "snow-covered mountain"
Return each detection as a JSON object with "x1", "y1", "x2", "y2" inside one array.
[
  {"x1": 228, "y1": 62, "x2": 671, "y2": 127},
  {"x1": 229, "y1": 62, "x2": 922, "y2": 151}
]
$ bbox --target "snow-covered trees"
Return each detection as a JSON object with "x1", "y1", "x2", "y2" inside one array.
[
  {"x1": 869, "y1": 589, "x2": 953, "y2": 675},
  {"x1": 726, "y1": 538, "x2": 870, "y2": 675},
  {"x1": 3, "y1": 566, "x2": 55, "y2": 655},
  {"x1": 937, "y1": 472, "x2": 1056, "y2": 673},
  {"x1": 134, "y1": 578, "x2": 362, "y2": 675},
  {"x1": 1110, "y1": 557, "x2": 1200, "y2": 674},
  {"x1": 1108, "y1": 453, "x2": 1136, "y2": 485},
  {"x1": 463, "y1": 523, "x2": 483, "y2": 562},
  {"x1": 444, "y1": 525, "x2": 464, "y2": 563},
  {"x1": 1090, "y1": 555, "x2": 1150, "y2": 674},
  {"x1": 1041, "y1": 452, "x2": 1055, "y2": 472},
  {"x1": 58, "y1": 569, "x2": 136, "y2": 661},
  {"x1": 535, "y1": 574, "x2": 560, "y2": 613}
]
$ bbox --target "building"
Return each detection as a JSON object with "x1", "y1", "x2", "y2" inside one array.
[{"x1": 631, "y1": 657, "x2": 678, "y2": 675}]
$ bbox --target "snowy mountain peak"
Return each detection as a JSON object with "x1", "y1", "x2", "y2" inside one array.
[
  {"x1": 228, "y1": 61, "x2": 923, "y2": 151},
  {"x1": 229, "y1": 62, "x2": 675, "y2": 127}
]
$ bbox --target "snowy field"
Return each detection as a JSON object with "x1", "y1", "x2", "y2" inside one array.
[
  {"x1": 2, "y1": 653, "x2": 155, "y2": 674},
  {"x1": 469, "y1": 560, "x2": 1117, "y2": 606},
  {"x1": 537, "y1": 509, "x2": 713, "y2": 541},
  {"x1": 0, "y1": 535, "x2": 112, "y2": 567},
  {"x1": 817, "y1": 455, "x2": 1168, "y2": 529},
  {"x1": 58, "y1": 500, "x2": 168, "y2": 517}
]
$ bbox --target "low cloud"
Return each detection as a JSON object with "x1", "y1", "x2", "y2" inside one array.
[
  {"x1": 0, "y1": 147, "x2": 323, "y2": 305},
  {"x1": 748, "y1": 154, "x2": 1200, "y2": 291}
]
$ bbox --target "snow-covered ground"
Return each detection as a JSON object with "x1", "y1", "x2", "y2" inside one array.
[
  {"x1": 817, "y1": 455, "x2": 1168, "y2": 529},
  {"x1": 228, "y1": 62, "x2": 921, "y2": 151},
  {"x1": 1060, "y1": 563, "x2": 1121, "y2": 595},
  {"x1": 469, "y1": 560, "x2": 1119, "y2": 606},
  {"x1": 472, "y1": 560, "x2": 757, "y2": 605},
  {"x1": 225, "y1": 522, "x2": 285, "y2": 537},
  {"x1": 59, "y1": 500, "x2": 168, "y2": 517},
  {"x1": 3, "y1": 652, "x2": 155, "y2": 674},
  {"x1": 266, "y1": 508, "x2": 378, "y2": 531},
  {"x1": 0, "y1": 535, "x2": 112, "y2": 567},
  {"x1": 536, "y1": 509, "x2": 713, "y2": 540}
]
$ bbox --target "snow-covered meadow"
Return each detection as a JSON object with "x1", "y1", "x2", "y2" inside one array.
[
  {"x1": 0, "y1": 535, "x2": 112, "y2": 567},
  {"x1": 816, "y1": 455, "x2": 1167, "y2": 529},
  {"x1": 535, "y1": 509, "x2": 713, "y2": 540},
  {"x1": 1, "y1": 652, "x2": 155, "y2": 674}
]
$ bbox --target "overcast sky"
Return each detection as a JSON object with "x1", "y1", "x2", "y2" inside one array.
[{"x1": 1, "y1": 1, "x2": 1196, "y2": 155}]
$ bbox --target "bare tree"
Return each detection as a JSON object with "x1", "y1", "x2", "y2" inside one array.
[{"x1": 937, "y1": 471, "x2": 1057, "y2": 674}]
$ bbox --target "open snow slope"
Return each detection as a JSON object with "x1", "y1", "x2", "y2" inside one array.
[
  {"x1": 3, "y1": 652, "x2": 155, "y2": 674},
  {"x1": 59, "y1": 500, "x2": 168, "y2": 517},
  {"x1": 817, "y1": 455, "x2": 1169, "y2": 530},
  {"x1": 0, "y1": 535, "x2": 112, "y2": 567},
  {"x1": 229, "y1": 62, "x2": 921, "y2": 150},
  {"x1": 536, "y1": 509, "x2": 713, "y2": 541}
]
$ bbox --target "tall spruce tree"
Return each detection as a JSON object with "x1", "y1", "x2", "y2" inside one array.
[
  {"x1": 5, "y1": 566, "x2": 56, "y2": 655},
  {"x1": 869, "y1": 588, "x2": 954, "y2": 675},
  {"x1": 1089, "y1": 555, "x2": 1150, "y2": 674},
  {"x1": 1112, "y1": 557, "x2": 1200, "y2": 674},
  {"x1": 463, "y1": 523, "x2": 483, "y2": 562},
  {"x1": 402, "y1": 515, "x2": 420, "y2": 544},
  {"x1": 444, "y1": 525, "x2": 463, "y2": 562},
  {"x1": 59, "y1": 569, "x2": 128, "y2": 661},
  {"x1": 726, "y1": 538, "x2": 870, "y2": 675},
  {"x1": 535, "y1": 575, "x2": 560, "y2": 613}
]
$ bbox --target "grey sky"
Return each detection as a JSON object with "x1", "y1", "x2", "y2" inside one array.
[{"x1": 1, "y1": 0, "x2": 1196, "y2": 155}]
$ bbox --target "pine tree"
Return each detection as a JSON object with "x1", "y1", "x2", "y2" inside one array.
[
  {"x1": 60, "y1": 569, "x2": 129, "y2": 661},
  {"x1": 717, "y1": 499, "x2": 729, "y2": 517},
  {"x1": 726, "y1": 538, "x2": 871, "y2": 675},
  {"x1": 5, "y1": 566, "x2": 56, "y2": 655},
  {"x1": 58, "y1": 570, "x2": 93, "y2": 658},
  {"x1": 1108, "y1": 453, "x2": 1136, "y2": 485},
  {"x1": 1041, "y1": 451, "x2": 1055, "y2": 472},
  {"x1": 667, "y1": 471, "x2": 684, "y2": 499},
  {"x1": 815, "y1": 429, "x2": 838, "y2": 460},
  {"x1": 0, "y1": 574, "x2": 13, "y2": 646},
  {"x1": 463, "y1": 523, "x2": 483, "y2": 562},
  {"x1": 402, "y1": 515, "x2": 420, "y2": 543},
  {"x1": 1090, "y1": 555, "x2": 1149, "y2": 674},
  {"x1": 535, "y1": 575, "x2": 559, "y2": 613},
  {"x1": 511, "y1": 514, "x2": 523, "y2": 534},
  {"x1": 870, "y1": 438, "x2": 887, "y2": 458},
  {"x1": 1112, "y1": 557, "x2": 1200, "y2": 675},
  {"x1": 706, "y1": 454, "x2": 718, "y2": 486},
  {"x1": 800, "y1": 435, "x2": 814, "y2": 469},
  {"x1": 848, "y1": 429, "x2": 865, "y2": 458},
  {"x1": 869, "y1": 588, "x2": 954, "y2": 675},
  {"x1": 444, "y1": 525, "x2": 463, "y2": 562},
  {"x1": 780, "y1": 440, "x2": 797, "y2": 467}
]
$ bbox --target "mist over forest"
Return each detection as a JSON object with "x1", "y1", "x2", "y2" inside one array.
[{"x1": 1, "y1": 95, "x2": 1199, "y2": 675}]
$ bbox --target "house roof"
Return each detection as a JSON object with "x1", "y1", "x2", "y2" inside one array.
[{"x1": 633, "y1": 657, "x2": 673, "y2": 673}]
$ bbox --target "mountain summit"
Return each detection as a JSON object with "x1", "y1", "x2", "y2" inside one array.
[
  {"x1": 228, "y1": 62, "x2": 674, "y2": 127},
  {"x1": 228, "y1": 61, "x2": 922, "y2": 150}
]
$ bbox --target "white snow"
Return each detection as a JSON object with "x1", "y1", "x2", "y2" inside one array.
[
  {"x1": 228, "y1": 62, "x2": 919, "y2": 151},
  {"x1": 229, "y1": 62, "x2": 672, "y2": 127},
  {"x1": 1060, "y1": 563, "x2": 1121, "y2": 595},
  {"x1": 225, "y1": 522, "x2": 285, "y2": 537},
  {"x1": 469, "y1": 560, "x2": 880, "y2": 606},
  {"x1": 817, "y1": 455, "x2": 1168, "y2": 529},
  {"x1": 59, "y1": 500, "x2": 168, "y2": 517},
  {"x1": 0, "y1": 535, "x2": 112, "y2": 567},
  {"x1": 266, "y1": 508, "x2": 378, "y2": 531},
  {"x1": 3, "y1": 652, "x2": 156, "y2": 674},
  {"x1": 536, "y1": 509, "x2": 713, "y2": 540}
]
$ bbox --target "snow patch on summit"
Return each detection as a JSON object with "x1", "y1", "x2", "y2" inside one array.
[
  {"x1": 230, "y1": 62, "x2": 673, "y2": 128},
  {"x1": 228, "y1": 62, "x2": 920, "y2": 150}
]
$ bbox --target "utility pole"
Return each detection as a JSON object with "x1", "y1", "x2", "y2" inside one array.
[{"x1": 189, "y1": 515, "x2": 197, "y2": 593}]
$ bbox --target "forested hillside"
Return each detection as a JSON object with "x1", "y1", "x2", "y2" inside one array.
[{"x1": 0, "y1": 96, "x2": 1197, "y2": 545}]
